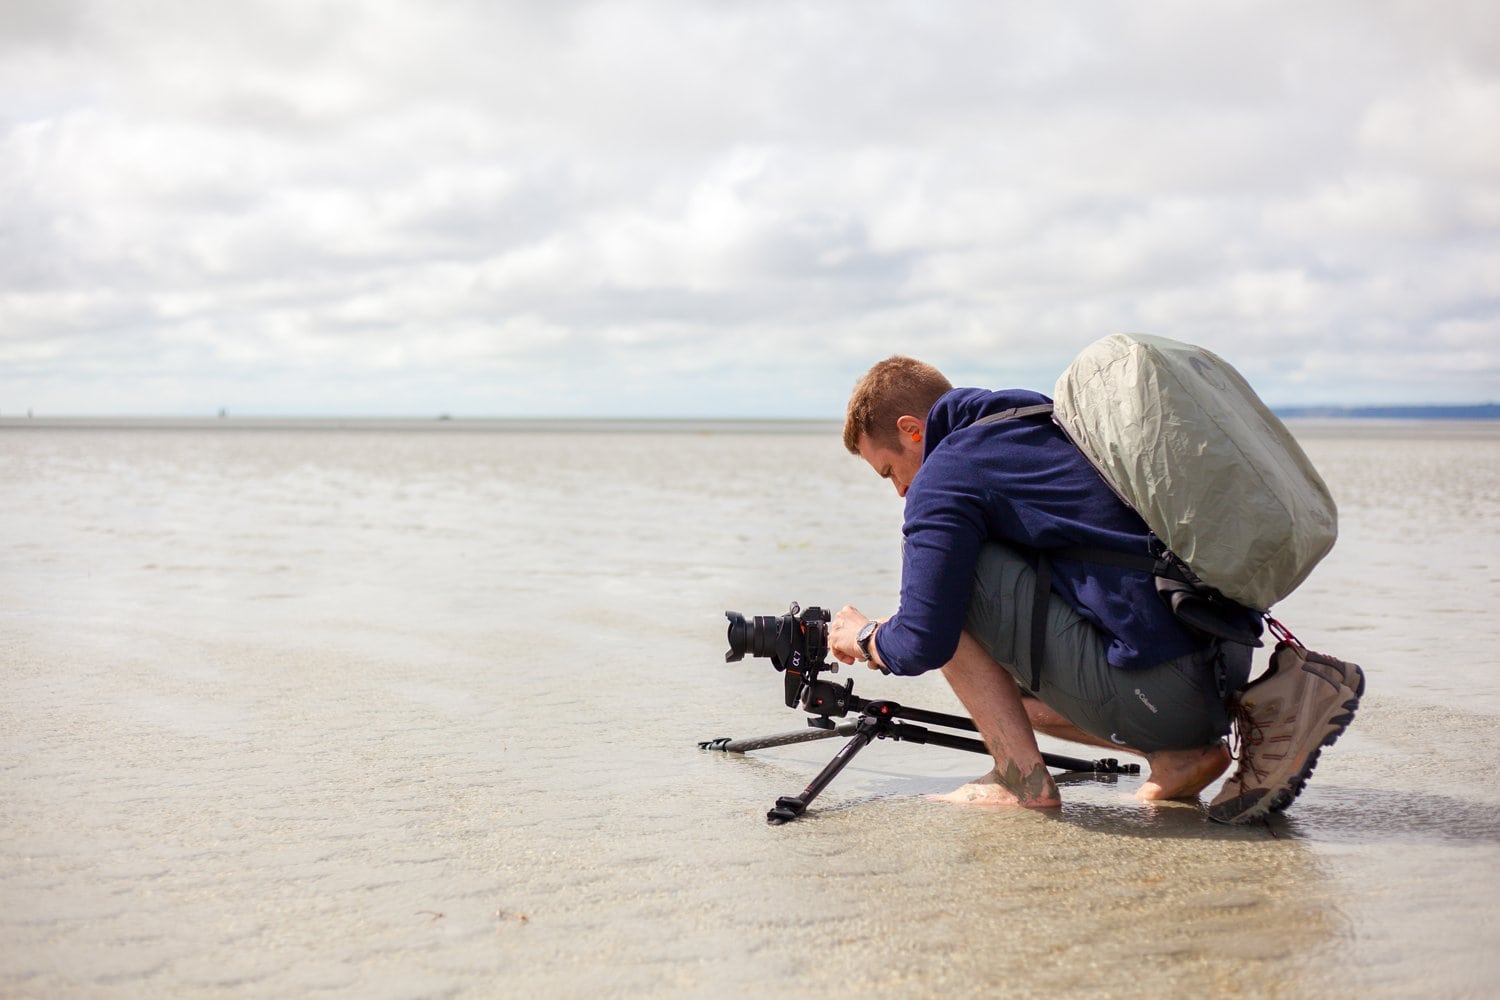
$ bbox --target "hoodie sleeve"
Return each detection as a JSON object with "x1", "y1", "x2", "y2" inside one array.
[{"x1": 872, "y1": 448, "x2": 991, "y2": 675}]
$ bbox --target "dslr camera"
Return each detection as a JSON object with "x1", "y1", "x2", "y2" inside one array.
[{"x1": 724, "y1": 602, "x2": 850, "y2": 719}]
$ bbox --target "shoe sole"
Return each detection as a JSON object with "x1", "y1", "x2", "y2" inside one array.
[{"x1": 1207, "y1": 656, "x2": 1365, "y2": 825}]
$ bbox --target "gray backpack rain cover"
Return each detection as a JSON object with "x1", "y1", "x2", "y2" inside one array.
[{"x1": 1051, "y1": 334, "x2": 1338, "y2": 612}]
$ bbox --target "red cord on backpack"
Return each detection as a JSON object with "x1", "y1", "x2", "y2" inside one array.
[{"x1": 1265, "y1": 615, "x2": 1302, "y2": 648}]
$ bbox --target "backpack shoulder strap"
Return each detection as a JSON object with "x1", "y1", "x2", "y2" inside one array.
[
  {"x1": 1022, "y1": 546, "x2": 1161, "y2": 693},
  {"x1": 972, "y1": 403, "x2": 1055, "y2": 426}
]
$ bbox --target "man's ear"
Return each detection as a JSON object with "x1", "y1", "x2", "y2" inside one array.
[{"x1": 895, "y1": 414, "x2": 923, "y2": 439}]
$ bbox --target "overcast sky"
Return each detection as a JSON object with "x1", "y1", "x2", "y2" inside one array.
[{"x1": 2, "y1": 0, "x2": 1497, "y2": 418}]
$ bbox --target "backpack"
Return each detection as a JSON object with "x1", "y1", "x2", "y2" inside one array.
[{"x1": 977, "y1": 334, "x2": 1338, "y2": 689}]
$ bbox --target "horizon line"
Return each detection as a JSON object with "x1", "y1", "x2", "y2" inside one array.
[{"x1": 3, "y1": 402, "x2": 1499, "y2": 427}]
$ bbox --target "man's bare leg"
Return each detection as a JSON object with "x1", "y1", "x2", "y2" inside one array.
[
  {"x1": 930, "y1": 632, "x2": 1060, "y2": 808},
  {"x1": 1020, "y1": 696, "x2": 1120, "y2": 751},
  {"x1": 1137, "y1": 745, "x2": 1229, "y2": 800},
  {"x1": 1020, "y1": 694, "x2": 1229, "y2": 800}
]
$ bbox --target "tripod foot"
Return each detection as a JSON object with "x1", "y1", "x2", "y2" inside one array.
[
  {"x1": 1095, "y1": 757, "x2": 1141, "y2": 775},
  {"x1": 767, "y1": 796, "x2": 808, "y2": 825}
]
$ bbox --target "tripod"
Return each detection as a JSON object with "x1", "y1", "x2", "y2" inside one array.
[{"x1": 700, "y1": 676, "x2": 1140, "y2": 824}]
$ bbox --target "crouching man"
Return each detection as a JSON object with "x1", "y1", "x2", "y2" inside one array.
[{"x1": 826, "y1": 356, "x2": 1363, "y2": 822}]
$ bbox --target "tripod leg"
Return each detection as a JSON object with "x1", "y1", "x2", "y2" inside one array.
[
  {"x1": 767, "y1": 727, "x2": 875, "y2": 824},
  {"x1": 699, "y1": 722, "x2": 859, "y2": 753}
]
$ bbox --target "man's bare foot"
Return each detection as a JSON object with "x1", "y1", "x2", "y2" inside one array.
[
  {"x1": 1138, "y1": 743, "x2": 1231, "y2": 801},
  {"x1": 929, "y1": 764, "x2": 1062, "y2": 808}
]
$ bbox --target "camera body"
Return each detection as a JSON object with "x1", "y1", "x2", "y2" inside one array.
[{"x1": 725, "y1": 602, "x2": 850, "y2": 718}]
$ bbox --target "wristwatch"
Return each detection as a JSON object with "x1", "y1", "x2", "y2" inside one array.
[{"x1": 856, "y1": 620, "x2": 879, "y2": 661}]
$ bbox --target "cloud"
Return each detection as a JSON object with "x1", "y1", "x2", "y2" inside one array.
[{"x1": 1, "y1": 0, "x2": 1498, "y2": 416}]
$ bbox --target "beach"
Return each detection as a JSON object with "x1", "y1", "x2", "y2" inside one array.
[{"x1": 2, "y1": 418, "x2": 1497, "y2": 998}]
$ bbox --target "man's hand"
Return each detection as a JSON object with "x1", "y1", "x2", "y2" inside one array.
[{"x1": 829, "y1": 605, "x2": 885, "y2": 670}]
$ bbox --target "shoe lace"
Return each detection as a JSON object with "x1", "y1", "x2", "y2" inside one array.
[{"x1": 1226, "y1": 699, "x2": 1268, "y2": 780}]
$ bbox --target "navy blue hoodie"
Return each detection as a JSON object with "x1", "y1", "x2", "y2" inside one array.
[{"x1": 873, "y1": 387, "x2": 1206, "y2": 675}]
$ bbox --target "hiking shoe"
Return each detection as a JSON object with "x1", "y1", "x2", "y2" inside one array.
[{"x1": 1207, "y1": 642, "x2": 1365, "y2": 824}]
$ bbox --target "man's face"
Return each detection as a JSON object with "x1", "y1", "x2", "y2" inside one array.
[{"x1": 856, "y1": 431, "x2": 924, "y2": 498}]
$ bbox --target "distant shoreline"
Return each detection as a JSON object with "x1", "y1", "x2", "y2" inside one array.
[
  {"x1": 0, "y1": 416, "x2": 842, "y2": 434},
  {"x1": 1273, "y1": 403, "x2": 1500, "y2": 421}
]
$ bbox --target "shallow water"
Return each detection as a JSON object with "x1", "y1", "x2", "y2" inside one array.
[{"x1": 2, "y1": 419, "x2": 1497, "y2": 998}]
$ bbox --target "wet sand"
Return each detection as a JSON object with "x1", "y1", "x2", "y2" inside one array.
[{"x1": 2, "y1": 421, "x2": 1497, "y2": 997}]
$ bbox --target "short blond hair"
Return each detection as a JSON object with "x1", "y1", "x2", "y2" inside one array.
[{"x1": 843, "y1": 356, "x2": 953, "y2": 454}]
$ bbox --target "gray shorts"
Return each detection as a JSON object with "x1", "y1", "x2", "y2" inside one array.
[{"x1": 962, "y1": 544, "x2": 1252, "y2": 754}]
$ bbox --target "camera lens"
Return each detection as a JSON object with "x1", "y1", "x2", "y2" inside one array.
[{"x1": 726, "y1": 610, "x2": 785, "y2": 662}]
